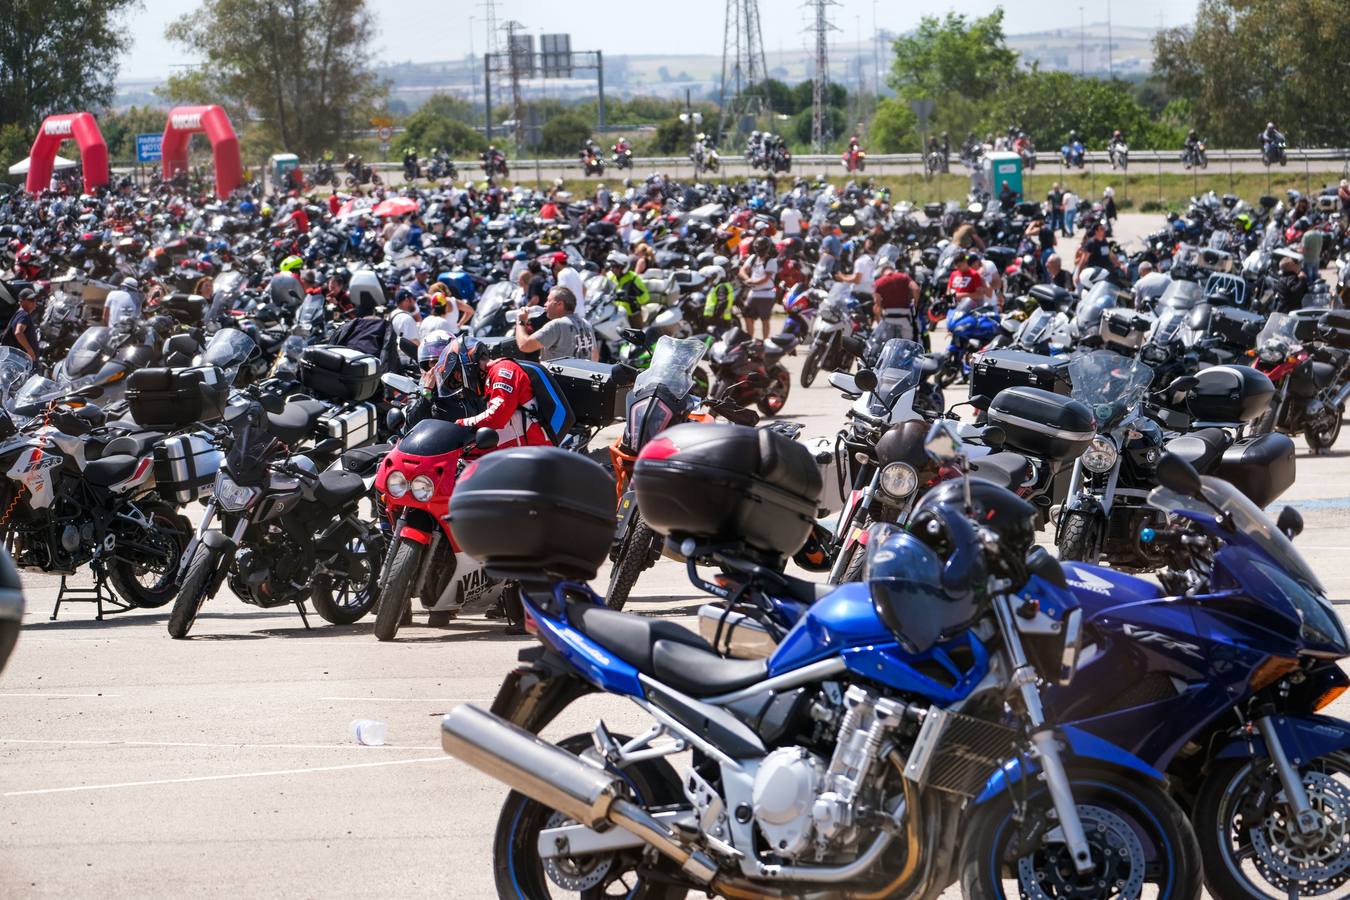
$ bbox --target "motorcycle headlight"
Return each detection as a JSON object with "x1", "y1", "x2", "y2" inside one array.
[
  {"x1": 410, "y1": 474, "x2": 435, "y2": 502},
  {"x1": 820, "y1": 307, "x2": 843, "y2": 324},
  {"x1": 1081, "y1": 435, "x2": 1119, "y2": 473},
  {"x1": 215, "y1": 472, "x2": 260, "y2": 512},
  {"x1": 878, "y1": 462, "x2": 918, "y2": 499},
  {"x1": 385, "y1": 469, "x2": 408, "y2": 498}
]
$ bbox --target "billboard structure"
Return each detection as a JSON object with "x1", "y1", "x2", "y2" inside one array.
[{"x1": 484, "y1": 30, "x2": 605, "y2": 144}]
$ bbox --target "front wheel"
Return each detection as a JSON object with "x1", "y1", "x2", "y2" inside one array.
[
  {"x1": 800, "y1": 341, "x2": 825, "y2": 387},
  {"x1": 166, "y1": 545, "x2": 214, "y2": 639},
  {"x1": 605, "y1": 514, "x2": 658, "y2": 611},
  {"x1": 758, "y1": 366, "x2": 790, "y2": 416},
  {"x1": 372, "y1": 537, "x2": 423, "y2": 641},
  {"x1": 960, "y1": 767, "x2": 1202, "y2": 899},
  {"x1": 492, "y1": 734, "x2": 684, "y2": 900},
  {"x1": 1307, "y1": 410, "x2": 1343, "y2": 452},
  {"x1": 1195, "y1": 750, "x2": 1350, "y2": 899},
  {"x1": 1057, "y1": 510, "x2": 1099, "y2": 562}
]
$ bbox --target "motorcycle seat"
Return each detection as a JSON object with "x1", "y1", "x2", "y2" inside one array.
[
  {"x1": 266, "y1": 399, "x2": 328, "y2": 445},
  {"x1": 1164, "y1": 428, "x2": 1231, "y2": 472},
  {"x1": 101, "y1": 432, "x2": 161, "y2": 460},
  {"x1": 764, "y1": 342, "x2": 787, "y2": 360},
  {"x1": 314, "y1": 469, "x2": 365, "y2": 508},
  {"x1": 769, "y1": 334, "x2": 796, "y2": 349},
  {"x1": 568, "y1": 605, "x2": 767, "y2": 697},
  {"x1": 968, "y1": 452, "x2": 1029, "y2": 489},
  {"x1": 340, "y1": 443, "x2": 391, "y2": 476},
  {"x1": 83, "y1": 454, "x2": 140, "y2": 487}
]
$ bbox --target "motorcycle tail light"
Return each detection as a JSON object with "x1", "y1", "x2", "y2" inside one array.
[
  {"x1": 1250, "y1": 655, "x2": 1299, "y2": 692},
  {"x1": 1316, "y1": 684, "x2": 1348, "y2": 711}
]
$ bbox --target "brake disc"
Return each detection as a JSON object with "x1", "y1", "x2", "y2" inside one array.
[
  {"x1": 541, "y1": 811, "x2": 614, "y2": 892},
  {"x1": 1016, "y1": 804, "x2": 1146, "y2": 900},
  {"x1": 1249, "y1": 771, "x2": 1350, "y2": 891}
]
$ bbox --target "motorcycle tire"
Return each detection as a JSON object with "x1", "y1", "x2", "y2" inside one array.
[
  {"x1": 492, "y1": 733, "x2": 685, "y2": 900},
  {"x1": 757, "y1": 367, "x2": 790, "y2": 417},
  {"x1": 373, "y1": 538, "x2": 423, "y2": 642},
  {"x1": 1056, "y1": 510, "x2": 1098, "y2": 563},
  {"x1": 370, "y1": 173, "x2": 382, "y2": 186},
  {"x1": 1194, "y1": 750, "x2": 1350, "y2": 899},
  {"x1": 310, "y1": 532, "x2": 383, "y2": 626},
  {"x1": 109, "y1": 507, "x2": 191, "y2": 608},
  {"x1": 800, "y1": 342, "x2": 825, "y2": 388},
  {"x1": 1200, "y1": 154, "x2": 1209, "y2": 169},
  {"x1": 935, "y1": 357, "x2": 961, "y2": 389},
  {"x1": 166, "y1": 545, "x2": 213, "y2": 639},
  {"x1": 959, "y1": 766, "x2": 1201, "y2": 900},
  {"x1": 605, "y1": 514, "x2": 659, "y2": 611},
  {"x1": 1306, "y1": 411, "x2": 1343, "y2": 452}
]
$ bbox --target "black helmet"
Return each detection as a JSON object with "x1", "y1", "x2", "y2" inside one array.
[{"x1": 912, "y1": 477, "x2": 1038, "y2": 560}]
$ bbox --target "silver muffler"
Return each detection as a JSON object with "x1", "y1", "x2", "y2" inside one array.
[{"x1": 442, "y1": 704, "x2": 718, "y2": 885}]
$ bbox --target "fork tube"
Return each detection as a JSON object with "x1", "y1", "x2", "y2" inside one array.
[{"x1": 1255, "y1": 715, "x2": 1319, "y2": 834}]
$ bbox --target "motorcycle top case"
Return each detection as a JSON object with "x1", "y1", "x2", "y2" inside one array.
[
  {"x1": 1215, "y1": 432, "x2": 1296, "y2": 509},
  {"x1": 543, "y1": 358, "x2": 637, "y2": 428},
  {"x1": 448, "y1": 447, "x2": 616, "y2": 582},
  {"x1": 987, "y1": 387, "x2": 1094, "y2": 460},
  {"x1": 633, "y1": 422, "x2": 822, "y2": 564},
  {"x1": 160, "y1": 293, "x2": 205, "y2": 326},
  {"x1": 153, "y1": 431, "x2": 224, "y2": 504},
  {"x1": 126, "y1": 365, "x2": 228, "y2": 429},
  {"x1": 1028, "y1": 284, "x2": 1072, "y2": 312},
  {"x1": 299, "y1": 346, "x2": 380, "y2": 403},
  {"x1": 970, "y1": 349, "x2": 1071, "y2": 401},
  {"x1": 1209, "y1": 306, "x2": 1265, "y2": 349},
  {"x1": 318, "y1": 402, "x2": 375, "y2": 450},
  {"x1": 1186, "y1": 365, "x2": 1275, "y2": 425},
  {"x1": 1319, "y1": 309, "x2": 1350, "y2": 351}
]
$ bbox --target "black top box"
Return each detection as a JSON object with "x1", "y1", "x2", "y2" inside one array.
[
  {"x1": 126, "y1": 365, "x2": 228, "y2": 429},
  {"x1": 299, "y1": 346, "x2": 380, "y2": 403}
]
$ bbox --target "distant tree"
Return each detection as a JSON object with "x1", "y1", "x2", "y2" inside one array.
[
  {"x1": 99, "y1": 106, "x2": 170, "y2": 161},
  {"x1": 888, "y1": 10, "x2": 1018, "y2": 139},
  {"x1": 649, "y1": 115, "x2": 693, "y2": 154},
  {"x1": 792, "y1": 106, "x2": 845, "y2": 147},
  {"x1": 790, "y1": 80, "x2": 846, "y2": 115},
  {"x1": 419, "y1": 94, "x2": 474, "y2": 123},
  {"x1": 985, "y1": 71, "x2": 1162, "y2": 149},
  {"x1": 742, "y1": 79, "x2": 797, "y2": 115},
  {"x1": 0, "y1": 123, "x2": 32, "y2": 183},
  {"x1": 538, "y1": 112, "x2": 592, "y2": 156},
  {"x1": 868, "y1": 99, "x2": 919, "y2": 153},
  {"x1": 0, "y1": 0, "x2": 139, "y2": 130},
  {"x1": 394, "y1": 110, "x2": 484, "y2": 157},
  {"x1": 163, "y1": 0, "x2": 387, "y2": 158}
]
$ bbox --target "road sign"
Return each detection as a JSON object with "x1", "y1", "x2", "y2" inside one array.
[
  {"x1": 135, "y1": 133, "x2": 162, "y2": 163},
  {"x1": 908, "y1": 99, "x2": 936, "y2": 132},
  {"x1": 370, "y1": 116, "x2": 393, "y2": 129},
  {"x1": 377, "y1": 126, "x2": 393, "y2": 143}
]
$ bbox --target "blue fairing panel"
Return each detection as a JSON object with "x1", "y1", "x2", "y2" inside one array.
[
  {"x1": 974, "y1": 725, "x2": 1166, "y2": 805},
  {"x1": 1215, "y1": 714, "x2": 1350, "y2": 763},
  {"x1": 525, "y1": 597, "x2": 645, "y2": 699}
]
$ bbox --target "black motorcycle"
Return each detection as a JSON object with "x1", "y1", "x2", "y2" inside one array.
[
  {"x1": 707, "y1": 327, "x2": 790, "y2": 417},
  {"x1": 166, "y1": 394, "x2": 384, "y2": 638}
]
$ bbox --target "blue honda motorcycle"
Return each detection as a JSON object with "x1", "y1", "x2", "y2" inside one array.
[
  {"x1": 936, "y1": 297, "x2": 1002, "y2": 388},
  {"x1": 437, "y1": 424, "x2": 1201, "y2": 898}
]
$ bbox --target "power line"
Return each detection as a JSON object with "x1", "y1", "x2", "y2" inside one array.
[
  {"x1": 808, "y1": 0, "x2": 840, "y2": 151},
  {"x1": 717, "y1": 0, "x2": 770, "y2": 141}
]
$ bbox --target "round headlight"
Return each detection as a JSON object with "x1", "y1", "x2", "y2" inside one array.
[
  {"x1": 385, "y1": 470, "x2": 408, "y2": 498},
  {"x1": 878, "y1": 462, "x2": 919, "y2": 498},
  {"x1": 410, "y1": 474, "x2": 435, "y2": 502},
  {"x1": 1081, "y1": 435, "x2": 1119, "y2": 473}
]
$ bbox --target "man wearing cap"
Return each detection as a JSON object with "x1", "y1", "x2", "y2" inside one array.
[
  {"x1": 103, "y1": 276, "x2": 141, "y2": 327},
  {"x1": 391, "y1": 289, "x2": 421, "y2": 350},
  {"x1": 405, "y1": 265, "x2": 431, "y2": 300},
  {"x1": 2, "y1": 290, "x2": 40, "y2": 362},
  {"x1": 550, "y1": 252, "x2": 587, "y2": 310}
]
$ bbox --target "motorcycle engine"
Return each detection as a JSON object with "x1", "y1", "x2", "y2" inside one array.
[{"x1": 751, "y1": 747, "x2": 826, "y2": 859}]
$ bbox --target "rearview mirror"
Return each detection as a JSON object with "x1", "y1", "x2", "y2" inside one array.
[
  {"x1": 473, "y1": 427, "x2": 499, "y2": 450},
  {"x1": 853, "y1": 368, "x2": 878, "y2": 392},
  {"x1": 385, "y1": 408, "x2": 404, "y2": 433},
  {"x1": 619, "y1": 327, "x2": 648, "y2": 349},
  {"x1": 1156, "y1": 452, "x2": 1203, "y2": 497},
  {"x1": 969, "y1": 393, "x2": 992, "y2": 411},
  {"x1": 381, "y1": 372, "x2": 419, "y2": 395},
  {"x1": 1277, "y1": 505, "x2": 1304, "y2": 540},
  {"x1": 1166, "y1": 375, "x2": 1200, "y2": 395},
  {"x1": 720, "y1": 404, "x2": 760, "y2": 427},
  {"x1": 923, "y1": 419, "x2": 964, "y2": 464},
  {"x1": 982, "y1": 425, "x2": 1006, "y2": 451},
  {"x1": 76, "y1": 385, "x2": 103, "y2": 400}
]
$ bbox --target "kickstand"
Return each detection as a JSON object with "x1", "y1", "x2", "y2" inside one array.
[
  {"x1": 50, "y1": 560, "x2": 132, "y2": 622},
  {"x1": 294, "y1": 599, "x2": 313, "y2": 629}
]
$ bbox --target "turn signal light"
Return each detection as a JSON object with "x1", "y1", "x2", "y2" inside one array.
[
  {"x1": 1250, "y1": 655, "x2": 1299, "y2": 692},
  {"x1": 1316, "y1": 684, "x2": 1348, "y2": 711}
]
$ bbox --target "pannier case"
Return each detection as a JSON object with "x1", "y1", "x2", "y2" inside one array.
[
  {"x1": 1209, "y1": 306, "x2": 1265, "y2": 349},
  {"x1": 299, "y1": 346, "x2": 380, "y2": 403},
  {"x1": 1215, "y1": 432, "x2": 1296, "y2": 508},
  {"x1": 986, "y1": 387, "x2": 1094, "y2": 460},
  {"x1": 126, "y1": 365, "x2": 228, "y2": 429},
  {"x1": 1028, "y1": 284, "x2": 1072, "y2": 312},
  {"x1": 448, "y1": 447, "x2": 616, "y2": 582},
  {"x1": 153, "y1": 432, "x2": 223, "y2": 504},
  {"x1": 543, "y1": 358, "x2": 637, "y2": 428},
  {"x1": 1099, "y1": 308, "x2": 1149, "y2": 351},
  {"x1": 970, "y1": 349, "x2": 1071, "y2": 402},
  {"x1": 318, "y1": 403, "x2": 375, "y2": 450},
  {"x1": 1291, "y1": 309, "x2": 1323, "y2": 343},
  {"x1": 633, "y1": 422, "x2": 822, "y2": 564},
  {"x1": 1186, "y1": 365, "x2": 1275, "y2": 425},
  {"x1": 161, "y1": 293, "x2": 205, "y2": 326},
  {"x1": 1320, "y1": 310, "x2": 1350, "y2": 350}
]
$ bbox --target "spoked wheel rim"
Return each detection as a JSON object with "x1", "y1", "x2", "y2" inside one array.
[
  {"x1": 126, "y1": 512, "x2": 183, "y2": 593},
  {"x1": 1215, "y1": 757, "x2": 1350, "y2": 897},
  {"x1": 328, "y1": 536, "x2": 378, "y2": 612}
]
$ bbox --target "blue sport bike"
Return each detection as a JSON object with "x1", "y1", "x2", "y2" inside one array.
[
  {"x1": 437, "y1": 421, "x2": 1202, "y2": 899},
  {"x1": 937, "y1": 297, "x2": 1002, "y2": 388}
]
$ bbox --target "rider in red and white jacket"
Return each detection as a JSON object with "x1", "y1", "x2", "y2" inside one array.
[{"x1": 434, "y1": 336, "x2": 552, "y2": 449}]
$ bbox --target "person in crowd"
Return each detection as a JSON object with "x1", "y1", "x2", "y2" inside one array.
[
  {"x1": 518, "y1": 260, "x2": 549, "y2": 306},
  {"x1": 390, "y1": 289, "x2": 422, "y2": 352},
  {"x1": 2, "y1": 289, "x2": 40, "y2": 363},
  {"x1": 513, "y1": 286, "x2": 597, "y2": 362},
  {"x1": 1047, "y1": 183, "x2": 1064, "y2": 234},
  {"x1": 738, "y1": 236, "x2": 779, "y2": 339},
  {"x1": 103, "y1": 277, "x2": 140, "y2": 327},
  {"x1": 1103, "y1": 187, "x2": 1118, "y2": 226},
  {"x1": 606, "y1": 251, "x2": 649, "y2": 325},
  {"x1": 872, "y1": 257, "x2": 917, "y2": 342},
  {"x1": 947, "y1": 253, "x2": 985, "y2": 302},
  {"x1": 1061, "y1": 187, "x2": 1079, "y2": 237},
  {"x1": 550, "y1": 252, "x2": 587, "y2": 310},
  {"x1": 1045, "y1": 254, "x2": 1071, "y2": 289},
  {"x1": 1075, "y1": 221, "x2": 1121, "y2": 281},
  {"x1": 780, "y1": 201, "x2": 803, "y2": 238}
]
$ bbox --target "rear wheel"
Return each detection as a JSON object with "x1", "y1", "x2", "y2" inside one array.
[
  {"x1": 311, "y1": 531, "x2": 383, "y2": 625},
  {"x1": 373, "y1": 538, "x2": 423, "y2": 641},
  {"x1": 605, "y1": 514, "x2": 659, "y2": 611},
  {"x1": 1057, "y1": 510, "x2": 1099, "y2": 563},
  {"x1": 1307, "y1": 411, "x2": 1343, "y2": 453},
  {"x1": 758, "y1": 367, "x2": 791, "y2": 416},
  {"x1": 110, "y1": 506, "x2": 191, "y2": 608},
  {"x1": 166, "y1": 545, "x2": 213, "y2": 639}
]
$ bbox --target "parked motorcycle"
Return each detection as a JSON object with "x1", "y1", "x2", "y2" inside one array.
[
  {"x1": 708, "y1": 326, "x2": 790, "y2": 416},
  {"x1": 936, "y1": 297, "x2": 1002, "y2": 387},
  {"x1": 1252, "y1": 310, "x2": 1350, "y2": 451},
  {"x1": 798, "y1": 283, "x2": 857, "y2": 387}
]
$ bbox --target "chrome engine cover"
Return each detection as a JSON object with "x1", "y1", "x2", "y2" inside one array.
[{"x1": 751, "y1": 746, "x2": 825, "y2": 859}]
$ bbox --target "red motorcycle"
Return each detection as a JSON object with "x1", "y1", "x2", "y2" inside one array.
[
  {"x1": 841, "y1": 145, "x2": 867, "y2": 173},
  {"x1": 370, "y1": 418, "x2": 505, "y2": 640},
  {"x1": 1250, "y1": 311, "x2": 1350, "y2": 452},
  {"x1": 707, "y1": 326, "x2": 791, "y2": 416}
]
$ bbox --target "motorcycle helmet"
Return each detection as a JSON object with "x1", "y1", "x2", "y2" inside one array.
[
  {"x1": 864, "y1": 522, "x2": 977, "y2": 655},
  {"x1": 434, "y1": 335, "x2": 486, "y2": 397},
  {"x1": 698, "y1": 265, "x2": 724, "y2": 285},
  {"x1": 606, "y1": 250, "x2": 630, "y2": 271},
  {"x1": 792, "y1": 521, "x2": 834, "y2": 572},
  {"x1": 912, "y1": 478, "x2": 1038, "y2": 561},
  {"x1": 419, "y1": 329, "x2": 452, "y2": 372},
  {"x1": 279, "y1": 255, "x2": 303, "y2": 273}
]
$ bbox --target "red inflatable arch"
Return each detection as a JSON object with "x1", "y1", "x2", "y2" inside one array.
[
  {"x1": 25, "y1": 112, "x2": 109, "y2": 195},
  {"x1": 161, "y1": 105, "x2": 243, "y2": 199}
]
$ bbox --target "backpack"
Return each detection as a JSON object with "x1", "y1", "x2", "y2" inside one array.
[
  {"x1": 514, "y1": 359, "x2": 575, "y2": 445},
  {"x1": 334, "y1": 316, "x2": 398, "y2": 371}
]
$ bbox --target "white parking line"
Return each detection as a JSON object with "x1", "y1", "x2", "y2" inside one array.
[
  {"x1": 0, "y1": 738, "x2": 442, "y2": 751},
  {"x1": 318, "y1": 696, "x2": 488, "y2": 703},
  {"x1": 4, "y1": 755, "x2": 453, "y2": 797},
  {"x1": 0, "y1": 692, "x2": 118, "y2": 698}
]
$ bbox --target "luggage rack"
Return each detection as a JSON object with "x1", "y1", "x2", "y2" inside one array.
[{"x1": 49, "y1": 559, "x2": 133, "y2": 621}]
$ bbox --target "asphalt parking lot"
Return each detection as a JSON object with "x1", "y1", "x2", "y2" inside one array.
[{"x1": 5, "y1": 216, "x2": 1350, "y2": 897}]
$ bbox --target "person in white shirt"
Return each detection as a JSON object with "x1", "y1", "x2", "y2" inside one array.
[
  {"x1": 550, "y1": 252, "x2": 587, "y2": 310},
  {"x1": 418, "y1": 293, "x2": 451, "y2": 339},
  {"x1": 977, "y1": 253, "x2": 1003, "y2": 306},
  {"x1": 103, "y1": 288, "x2": 138, "y2": 327},
  {"x1": 390, "y1": 290, "x2": 421, "y2": 355},
  {"x1": 618, "y1": 203, "x2": 639, "y2": 246},
  {"x1": 780, "y1": 204, "x2": 803, "y2": 237},
  {"x1": 835, "y1": 235, "x2": 878, "y2": 301}
]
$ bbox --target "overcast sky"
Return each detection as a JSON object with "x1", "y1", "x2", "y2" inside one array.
[{"x1": 121, "y1": 0, "x2": 1200, "y2": 80}]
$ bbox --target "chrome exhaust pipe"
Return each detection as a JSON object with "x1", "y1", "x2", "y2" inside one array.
[{"x1": 442, "y1": 704, "x2": 718, "y2": 885}]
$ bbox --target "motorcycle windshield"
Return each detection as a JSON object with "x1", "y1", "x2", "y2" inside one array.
[
  {"x1": 471, "y1": 283, "x2": 514, "y2": 331},
  {"x1": 1018, "y1": 308, "x2": 1052, "y2": 346},
  {"x1": 67, "y1": 326, "x2": 111, "y2": 377},
  {"x1": 296, "y1": 296, "x2": 324, "y2": 328},
  {"x1": 1067, "y1": 350, "x2": 1154, "y2": 429},
  {"x1": 1073, "y1": 282, "x2": 1123, "y2": 332},
  {"x1": 0, "y1": 350, "x2": 33, "y2": 408},
  {"x1": 201, "y1": 330, "x2": 258, "y2": 383},
  {"x1": 634, "y1": 336, "x2": 706, "y2": 398},
  {"x1": 1157, "y1": 278, "x2": 1203, "y2": 311},
  {"x1": 1149, "y1": 478, "x2": 1323, "y2": 594},
  {"x1": 868, "y1": 339, "x2": 924, "y2": 413},
  {"x1": 1151, "y1": 306, "x2": 1190, "y2": 345},
  {"x1": 42, "y1": 294, "x2": 81, "y2": 325},
  {"x1": 1256, "y1": 312, "x2": 1300, "y2": 349}
]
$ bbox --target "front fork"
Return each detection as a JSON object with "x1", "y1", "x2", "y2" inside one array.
[
  {"x1": 827, "y1": 466, "x2": 879, "y2": 583},
  {"x1": 994, "y1": 592, "x2": 1095, "y2": 875},
  {"x1": 1255, "y1": 715, "x2": 1322, "y2": 834},
  {"x1": 177, "y1": 500, "x2": 218, "y2": 580}
]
